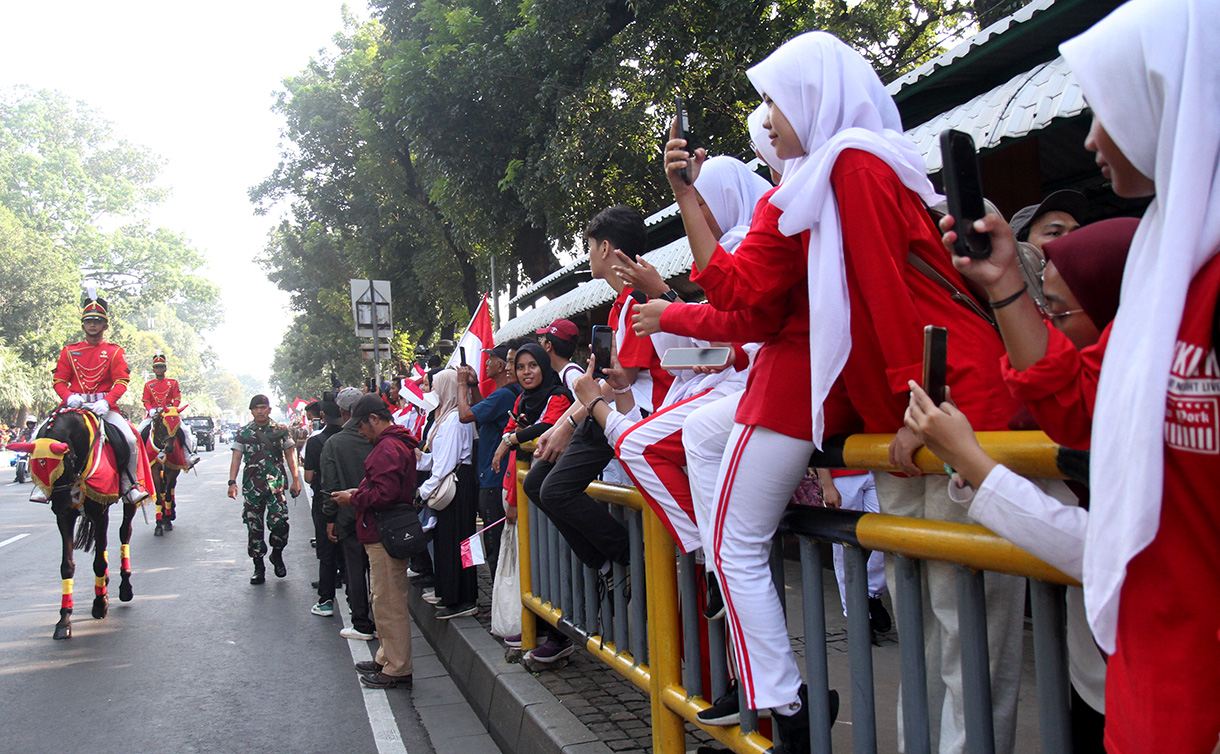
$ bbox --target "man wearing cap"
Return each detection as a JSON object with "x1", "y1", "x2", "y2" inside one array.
[
  {"x1": 304, "y1": 399, "x2": 344, "y2": 617},
  {"x1": 536, "y1": 319, "x2": 584, "y2": 392},
  {"x1": 47, "y1": 292, "x2": 147, "y2": 505},
  {"x1": 456, "y1": 343, "x2": 522, "y2": 578},
  {"x1": 139, "y1": 352, "x2": 199, "y2": 466},
  {"x1": 330, "y1": 393, "x2": 419, "y2": 689},
  {"x1": 1009, "y1": 190, "x2": 1088, "y2": 310},
  {"x1": 227, "y1": 395, "x2": 301, "y2": 584},
  {"x1": 321, "y1": 387, "x2": 377, "y2": 639}
]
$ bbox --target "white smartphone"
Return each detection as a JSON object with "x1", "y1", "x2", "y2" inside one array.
[{"x1": 660, "y1": 347, "x2": 731, "y2": 370}]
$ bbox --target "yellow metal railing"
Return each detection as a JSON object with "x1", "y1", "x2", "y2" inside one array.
[{"x1": 515, "y1": 431, "x2": 1082, "y2": 753}]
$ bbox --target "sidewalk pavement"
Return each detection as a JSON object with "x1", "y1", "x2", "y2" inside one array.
[{"x1": 410, "y1": 545, "x2": 1045, "y2": 753}]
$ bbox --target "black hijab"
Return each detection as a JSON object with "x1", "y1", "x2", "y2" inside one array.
[{"x1": 513, "y1": 342, "x2": 571, "y2": 425}]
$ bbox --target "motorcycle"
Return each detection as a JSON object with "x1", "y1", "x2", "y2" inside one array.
[{"x1": 11, "y1": 451, "x2": 29, "y2": 484}]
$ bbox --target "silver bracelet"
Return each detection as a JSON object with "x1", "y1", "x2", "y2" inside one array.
[
  {"x1": 567, "y1": 415, "x2": 579, "y2": 429},
  {"x1": 612, "y1": 385, "x2": 631, "y2": 395}
]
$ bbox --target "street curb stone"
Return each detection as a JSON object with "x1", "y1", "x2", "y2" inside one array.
[{"x1": 410, "y1": 589, "x2": 614, "y2": 754}]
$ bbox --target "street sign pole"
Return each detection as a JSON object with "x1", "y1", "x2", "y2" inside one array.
[
  {"x1": 351, "y1": 278, "x2": 393, "y2": 391},
  {"x1": 369, "y1": 279, "x2": 380, "y2": 389}
]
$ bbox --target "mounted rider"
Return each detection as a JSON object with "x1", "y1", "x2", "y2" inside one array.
[
  {"x1": 38, "y1": 290, "x2": 148, "y2": 505},
  {"x1": 138, "y1": 351, "x2": 200, "y2": 466}
]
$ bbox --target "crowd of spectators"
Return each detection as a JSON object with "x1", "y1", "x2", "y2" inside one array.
[{"x1": 273, "y1": 2, "x2": 1217, "y2": 752}]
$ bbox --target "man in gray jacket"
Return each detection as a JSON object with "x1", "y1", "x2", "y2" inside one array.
[{"x1": 321, "y1": 387, "x2": 376, "y2": 640}]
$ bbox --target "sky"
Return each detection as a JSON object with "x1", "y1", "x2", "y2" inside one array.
[{"x1": 0, "y1": 0, "x2": 366, "y2": 385}]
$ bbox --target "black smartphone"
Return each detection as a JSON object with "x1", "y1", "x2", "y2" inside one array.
[
  {"x1": 922, "y1": 325, "x2": 948, "y2": 406},
  {"x1": 939, "y1": 129, "x2": 991, "y2": 259},
  {"x1": 591, "y1": 325, "x2": 614, "y2": 380},
  {"x1": 459, "y1": 347, "x2": 467, "y2": 367},
  {"x1": 675, "y1": 95, "x2": 693, "y2": 185}
]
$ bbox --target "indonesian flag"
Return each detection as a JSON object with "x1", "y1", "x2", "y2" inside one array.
[
  {"x1": 446, "y1": 294, "x2": 495, "y2": 383},
  {"x1": 460, "y1": 516, "x2": 505, "y2": 568},
  {"x1": 289, "y1": 397, "x2": 308, "y2": 415}
]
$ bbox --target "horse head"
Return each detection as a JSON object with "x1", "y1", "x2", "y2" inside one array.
[
  {"x1": 16, "y1": 409, "x2": 92, "y2": 503},
  {"x1": 157, "y1": 405, "x2": 184, "y2": 440}
]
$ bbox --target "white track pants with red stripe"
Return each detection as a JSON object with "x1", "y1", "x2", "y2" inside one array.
[
  {"x1": 682, "y1": 390, "x2": 742, "y2": 572},
  {"x1": 712, "y1": 423, "x2": 813, "y2": 711},
  {"x1": 830, "y1": 472, "x2": 887, "y2": 614},
  {"x1": 616, "y1": 387, "x2": 731, "y2": 553}
]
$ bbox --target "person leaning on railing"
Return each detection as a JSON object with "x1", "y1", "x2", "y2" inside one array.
[{"x1": 927, "y1": 3, "x2": 1220, "y2": 749}]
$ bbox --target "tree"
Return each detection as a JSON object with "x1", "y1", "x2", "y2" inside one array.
[{"x1": 0, "y1": 205, "x2": 80, "y2": 365}]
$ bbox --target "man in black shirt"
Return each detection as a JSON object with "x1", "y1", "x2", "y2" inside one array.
[{"x1": 304, "y1": 400, "x2": 343, "y2": 616}]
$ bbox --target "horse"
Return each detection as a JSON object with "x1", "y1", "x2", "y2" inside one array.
[
  {"x1": 141, "y1": 405, "x2": 189, "y2": 536},
  {"x1": 9, "y1": 408, "x2": 139, "y2": 640}
]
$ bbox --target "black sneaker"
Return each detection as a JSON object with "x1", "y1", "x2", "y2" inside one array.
[
  {"x1": 704, "y1": 572, "x2": 725, "y2": 621},
  {"x1": 354, "y1": 660, "x2": 383, "y2": 674},
  {"x1": 696, "y1": 679, "x2": 770, "y2": 726},
  {"x1": 435, "y1": 602, "x2": 478, "y2": 620},
  {"x1": 269, "y1": 548, "x2": 287, "y2": 578},
  {"x1": 869, "y1": 596, "x2": 892, "y2": 634},
  {"x1": 771, "y1": 685, "x2": 840, "y2": 753},
  {"x1": 250, "y1": 558, "x2": 266, "y2": 585}
]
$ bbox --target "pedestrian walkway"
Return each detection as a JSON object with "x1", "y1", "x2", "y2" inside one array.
[{"x1": 414, "y1": 543, "x2": 1046, "y2": 753}]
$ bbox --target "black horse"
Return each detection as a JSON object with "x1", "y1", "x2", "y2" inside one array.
[
  {"x1": 12, "y1": 408, "x2": 138, "y2": 639},
  {"x1": 141, "y1": 407, "x2": 186, "y2": 536}
]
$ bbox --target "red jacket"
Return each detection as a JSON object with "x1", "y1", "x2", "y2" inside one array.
[
  {"x1": 348, "y1": 424, "x2": 418, "y2": 544},
  {"x1": 1001, "y1": 321, "x2": 1107, "y2": 449},
  {"x1": 142, "y1": 378, "x2": 182, "y2": 412},
  {"x1": 53, "y1": 340, "x2": 130, "y2": 404}
]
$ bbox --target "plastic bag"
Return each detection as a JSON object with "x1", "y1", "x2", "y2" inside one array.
[{"x1": 490, "y1": 523, "x2": 521, "y2": 637}]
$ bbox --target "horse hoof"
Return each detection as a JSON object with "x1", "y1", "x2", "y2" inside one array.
[
  {"x1": 154, "y1": 523, "x2": 164, "y2": 536},
  {"x1": 119, "y1": 582, "x2": 133, "y2": 602},
  {"x1": 53, "y1": 623, "x2": 72, "y2": 640},
  {"x1": 92, "y1": 596, "x2": 108, "y2": 620},
  {"x1": 163, "y1": 520, "x2": 173, "y2": 531}
]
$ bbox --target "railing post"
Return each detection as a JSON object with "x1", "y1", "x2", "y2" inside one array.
[
  {"x1": 799, "y1": 537, "x2": 834, "y2": 753},
  {"x1": 845, "y1": 545, "x2": 878, "y2": 752},
  {"x1": 643, "y1": 505, "x2": 685, "y2": 753},
  {"x1": 517, "y1": 458, "x2": 538, "y2": 652},
  {"x1": 1029, "y1": 580, "x2": 1073, "y2": 754},
  {"x1": 894, "y1": 555, "x2": 932, "y2": 754},
  {"x1": 957, "y1": 566, "x2": 996, "y2": 754}
]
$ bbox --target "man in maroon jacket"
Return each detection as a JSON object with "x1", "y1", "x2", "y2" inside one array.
[{"x1": 331, "y1": 393, "x2": 419, "y2": 690}]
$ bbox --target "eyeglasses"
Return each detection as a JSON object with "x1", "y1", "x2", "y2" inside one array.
[{"x1": 1039, "y1": 305, "x2": 1084, "y2": 322}]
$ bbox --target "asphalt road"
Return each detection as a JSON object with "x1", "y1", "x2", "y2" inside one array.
[{"x1": 0, "y1": 447, "x2": 440, "y2": 754}]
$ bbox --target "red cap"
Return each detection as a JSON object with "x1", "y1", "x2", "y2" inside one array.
[{"x1": 536, "y1": 319, "x2": 579, "y2": 343}]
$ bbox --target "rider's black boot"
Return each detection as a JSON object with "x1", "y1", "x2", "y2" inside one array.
[{"x1": 250, "y1": 557, "x2": 266, "y2": 585}]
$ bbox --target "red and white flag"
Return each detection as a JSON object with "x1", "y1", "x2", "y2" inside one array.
[
  {"x1": 460, "y1": 516, "x2": 505, "y2": 569},
  {"x1": 447, "y1": 294, "x2": 495, "y2": 382}
]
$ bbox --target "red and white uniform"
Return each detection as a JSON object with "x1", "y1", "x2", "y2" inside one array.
[
  {"x1": 1105, "y1": 253, "x2": 1220, "y2": 754},
  {"x1": 53, "y1": 340, "x2": 130, "y2": 405},
  {"x1": 608, "y1": 287, "x2": 673, "y2": 414},
  {"x1": 142, "y1": 377, "x2": 182, "y2": 414}
]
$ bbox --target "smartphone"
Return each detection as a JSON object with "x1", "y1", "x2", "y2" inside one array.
[
  {"x1": 459, "y1": 347, "x2": 467, "y2": 367},
  {"x1": 675, "y1": 95, "x2": 693, "y2": 185},
  {"x1": 660, "y1": 347, "x2": 732, "y2": 370},
  {"x1": 591, "y1": 325, "x2": 614, "y2": 380},
  {"x1": 922, "y1": 325, "x2": 948, "y2": 405},
  {"x1": 939, "y1": 129, "x2": 991, "y2": 259}
]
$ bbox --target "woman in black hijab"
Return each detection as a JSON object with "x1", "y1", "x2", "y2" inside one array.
[{"x1": 491, "y1": 342, "x2": 572, "y2": 472}]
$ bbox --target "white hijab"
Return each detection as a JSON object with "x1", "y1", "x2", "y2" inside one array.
[
  {"x1": 694, "y1": 155, "x2": 774, "y2": 254},
  {"x1": 746, "y1": 31, "x2": 939, "y2": 446},
  {"x1": 747, "y1": 103, "x2": 783, "y2": 178},
  {"x1": 1060, "y1": 0, "x2": 1220, "y2": 653}
]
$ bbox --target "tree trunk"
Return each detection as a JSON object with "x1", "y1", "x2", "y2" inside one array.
[{"x1": 514, "y1": 222, "x2": 557, "y2": 285}]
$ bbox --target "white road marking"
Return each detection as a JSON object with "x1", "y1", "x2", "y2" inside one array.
[
  {"x1": 336, "y1": 594, "x2": 410, "y2": 754},
  {"x1": 0, "y1": 533, "x2": 31, "y2": 548}
]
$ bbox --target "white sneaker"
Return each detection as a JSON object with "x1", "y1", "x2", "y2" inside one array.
[
  {"x1": 340, "y1": 626, "x2": 377, "y2": 641},
  {"x1": 422, "y1": 588, "x2": 441, "y2": 605},
  {"x1": 123, "y1": 487, "x2": 150, "y2": 504},
  {"x1": 406, "y1": 568, "x2": 420, "y2": 578},
  {"x1": 29, "y1": 488, "x2": 49, "y2": 503}
]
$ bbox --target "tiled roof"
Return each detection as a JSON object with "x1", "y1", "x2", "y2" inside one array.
[{"x1": 904, "y1": 55, "x2": 1084, "y2": 173}]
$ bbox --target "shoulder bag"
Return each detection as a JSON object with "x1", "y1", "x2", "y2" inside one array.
[{"x1": 374, "y1": 504, "x2": 428, "y2": 560}]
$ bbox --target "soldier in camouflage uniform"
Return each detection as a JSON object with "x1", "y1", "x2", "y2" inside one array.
[{"x1": 227, "y1": 394, "x2": 302, "y2": 584}]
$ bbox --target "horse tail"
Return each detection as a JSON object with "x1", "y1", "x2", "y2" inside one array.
[{"x1": 74, "y1": 514, "x2": 96, "y2": 553}]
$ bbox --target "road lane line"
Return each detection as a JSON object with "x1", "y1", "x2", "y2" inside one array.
[
  {"x1": 336, "y1": 594, "x2": 410, "y2": 754},
  {"x1": 0, "y1": 533, "x2": 31, "y2": 548}
]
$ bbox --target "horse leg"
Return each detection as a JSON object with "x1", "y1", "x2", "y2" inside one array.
[
  {"x1": 91, "y1": 504, "x2": 111, "y2": 620},
  {"x1": 153, "y1": 466, "x2": 165, "y2": 536},
  {"x1": 164, "y1": 470, "x2": 178, "y2": 529},
  {"x1": 119, "y1": 502, "x2": 135, "y2": 602},
  {"x1": 54, "y1": 510, "x2": 77, "y2": 640}
]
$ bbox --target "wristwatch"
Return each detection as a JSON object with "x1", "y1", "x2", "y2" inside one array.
[
  {"x1": 659, "y1": 289, "x2": 679, "y2": 303},
  {"x1": 228, "y1": 479, "x2": 237, "y2": 486}
]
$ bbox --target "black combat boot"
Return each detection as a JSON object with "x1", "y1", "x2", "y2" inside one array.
[
  {"x1": 250, "y1": 557, "x2": 266, "y2": 585},
  {"x1": 269, "y1": 547, "x2": 287, "y2": 578}
]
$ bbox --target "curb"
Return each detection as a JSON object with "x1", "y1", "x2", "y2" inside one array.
[{"x1": 410, "y1": 590, "x2": 615, "y2": 754}]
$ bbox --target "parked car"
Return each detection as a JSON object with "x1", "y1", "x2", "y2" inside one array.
[{"x1": 183, "y1": 416, "x2": 217, "y2": 452}]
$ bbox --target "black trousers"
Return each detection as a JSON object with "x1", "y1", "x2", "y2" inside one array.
[
  {"x1": 339, "y1": 533, "x2": 374, "y2": 633},
  {"x1": 522, "y1": 418, "x2": 629, "y2": 571},
  {"x1": 434, "y1": 463, "x2": 479, "y2": 608},
  {"x1": 311, "y1": 498, "x2": 340, "y2": 602}
]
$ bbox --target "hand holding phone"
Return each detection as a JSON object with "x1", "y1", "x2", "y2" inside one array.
[
  {"x1": 939, "y1": 129, "x2": 991, "y2": 259},
  {"x1": 459, "y1": 347, "x2": 467, "y2": 367},
  {"x1": 590, "y1": 325, "x2": 614, "y2": 380},
  {"x1": 922, "y1": 325, "x2": 948, "y2": 406},
  {"x1": 675, "y1": 96, "x2": 693, "y2": 185}
]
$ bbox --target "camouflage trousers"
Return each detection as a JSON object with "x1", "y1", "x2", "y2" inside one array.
[{"x1": 242, "y1": 491, "x2": 289, "y2": 558}]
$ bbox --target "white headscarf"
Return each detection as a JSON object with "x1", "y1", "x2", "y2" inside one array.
[
  {"x1": 747, "y1": 103, "x2": 783, "y2": 178},
  {"x1": 694, "y1": 155, "x2": 773, "y2": 254},
  {"x1": 746, "y1": 31, "x2": 939, "y2": 446},
  {"x1": 1060, "y1": 0, "x2": 1220, "y2": 653}
]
